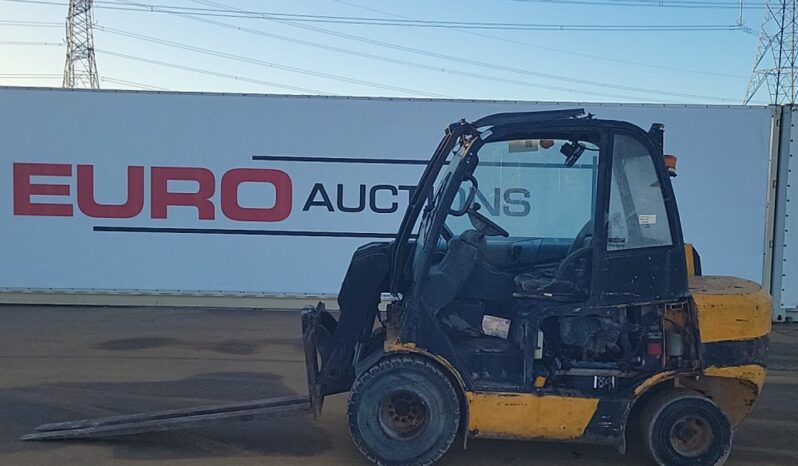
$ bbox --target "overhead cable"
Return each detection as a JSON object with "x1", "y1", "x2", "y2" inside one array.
[
  {"x1": 1, "y1": 0, "x2": 748, "y2": 31},
  {"x1": 94, "y1": 26, "x2": 447, "y2": 98},
  {"x1": 333, "y1": 0, "x2": 747, "y2": 80},
  {"x1": 184, "y1": 0, "x2": 738, "y2": 102},
  {"x1": 96, "y1": 49, "x2": 341, "y2": 95}
]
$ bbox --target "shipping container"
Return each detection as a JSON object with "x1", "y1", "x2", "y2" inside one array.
[{"x1": 1, "y1": 86, "x2": 791, "y2": 320}]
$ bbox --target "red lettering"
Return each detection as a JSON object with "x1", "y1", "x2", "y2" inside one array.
[
  {"x1": 77, "y1": 165, "x2": 144, "y2": 218},
  {"x1": 221, "y1": 168, "x2": 292, "y2": 222},
  {"x1": 13, "y1": 163, "x2": 73, "y2": 216},
  {"x1": 13, "y1": 163, "x2": 296, "y2": 222},
  {"x1": 151, "y1": 167, "x2": 216, "y2": 220}
]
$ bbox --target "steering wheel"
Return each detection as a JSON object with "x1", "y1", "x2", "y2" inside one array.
[{"x1": 467, "y1": 205, "x2": 510, "y2": 237}]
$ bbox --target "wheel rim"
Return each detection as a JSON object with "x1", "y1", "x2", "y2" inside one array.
[
  {"x1": 378, "y1": 390, "x2": 428, "y2": 440},
  {"x1": 668, "y1": 414, "x2": 714, "y2": 458}
]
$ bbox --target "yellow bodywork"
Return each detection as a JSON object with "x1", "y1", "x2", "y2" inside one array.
[
  {"x1": 684, "y1": 275, "x2": 771, "y2": 426},
  {"x1": 384, "y1": 339, "x2": 601, "y2": 441},
  {"x1": 466, "y1": 392, "x2": 599, "y2": 440},
  {"x1": 685, "y1": 243, "x2": 697, "y2": 277},
  {"x1": 703, "y1": 364, "x2": 767, "y2": 392},
  {"x1": 379, "y1": 270, "x2": 771, "y2": 442},
  {"x1": 634, "y1": 370, "x2": 677, "y2": 397},
  {"x1": 689, "y1": 275, "x2": 771, "y2": 343},
  {"x1": 680, "y1": 364, "x2": 767, "y2": 426}
]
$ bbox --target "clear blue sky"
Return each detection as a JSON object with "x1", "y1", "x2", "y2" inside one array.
[{"x1": 0, "y1": 0, "x2": 769, "y2": 104}]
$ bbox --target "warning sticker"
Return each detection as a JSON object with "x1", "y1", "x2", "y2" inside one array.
[
  {"x1": 639, "y1": 214, "x2": 657, "y2": 225},
  {"x1": 482, "y1": 315, "x2": 511, "y2": 339},
  {"x1": 508, "y1": 139, "x2": 539, "y2": 153}
]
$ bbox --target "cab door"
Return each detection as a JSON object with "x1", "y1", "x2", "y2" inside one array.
[{"x1": 594, "y1": 130, "x2": 689, "y2": 306}]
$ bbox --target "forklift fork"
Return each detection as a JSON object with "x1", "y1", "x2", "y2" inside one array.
[
  {"x1": 21, "y1": 303, "x2": 334, "y2": 441},
  {"x1": 302, "y1": 302, "x2": 335, "y2": 418}
]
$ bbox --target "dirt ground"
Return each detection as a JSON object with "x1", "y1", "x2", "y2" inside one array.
[{"x1": 0, "y1": 305, "x2": 796, "y2": 466}]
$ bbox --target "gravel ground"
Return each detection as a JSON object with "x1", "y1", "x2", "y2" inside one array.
[{"x1": 0, "y1": 305, "x2": 796, "y2": 466}]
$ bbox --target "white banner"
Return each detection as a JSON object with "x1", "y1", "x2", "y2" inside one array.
[{"x1": 0, "y1": 88, "x2": 775, "y2": 296}]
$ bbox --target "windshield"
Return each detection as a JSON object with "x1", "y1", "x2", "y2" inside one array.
[{"x1": 446, "y1": 136, "x2": 599, "y2": 241}]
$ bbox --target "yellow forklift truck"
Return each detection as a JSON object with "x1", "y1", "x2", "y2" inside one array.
[{"x1": 24, "y1": 109, "x2": 771, "y2": 466}]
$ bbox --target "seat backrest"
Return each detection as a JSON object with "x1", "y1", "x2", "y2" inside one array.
[
  {"x1": 554, "y1": 245, "x2": 593, "y2": 286},
  {"x1": 568, "y1": 220, "x2": 594, "y2": 257},
  {"x1": 422, "y1": 231, "x2": 485, "y2": 310}
]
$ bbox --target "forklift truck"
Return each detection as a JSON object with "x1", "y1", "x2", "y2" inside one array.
[{"x1": 24, "y1": 109, "x2": 771, "y2": 466}]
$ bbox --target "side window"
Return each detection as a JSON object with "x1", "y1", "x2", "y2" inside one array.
[{"x1": 607, "y1": 135, "x2": 672, "y2": 251}]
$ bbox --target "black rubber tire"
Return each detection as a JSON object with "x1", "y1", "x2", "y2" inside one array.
[
  {"x1": 640, "y1": 389, "x2": 732, "y2": 466},
  {"x1": 347, "y1": 355, "x2": 461, "y2": 466}
]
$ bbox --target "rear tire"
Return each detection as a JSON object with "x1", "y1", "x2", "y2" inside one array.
[
  {"x1": 640, "y1": 389, "x2": 732, "y2": 466},
  {"x1": 347, "y1": 355, "x2": 461, "y2": 466}
]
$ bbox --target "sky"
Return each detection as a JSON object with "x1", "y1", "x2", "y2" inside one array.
[{"x1": 0, "y1": 0, "x2": 771, "y2": 104}]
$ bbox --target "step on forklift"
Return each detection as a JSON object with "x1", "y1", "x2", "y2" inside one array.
[{"x1": 24, "y1": 109, "x2": 771, "y2": 466}]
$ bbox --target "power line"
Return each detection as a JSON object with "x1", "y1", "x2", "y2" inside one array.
[
  {"x1": 3, "y1": 7, "x2": 450, "y2": 96},
  {"x1": 334, "y1": 0, "x2": 747, "y2": 80},
  {"x1": 0, "y1": 72, "x2": 168, "y2": 90},
  {"x1": 89, "y1": 1, "x2": 747, "y2": 29},
  {"x1": 0, "y1": 0, "x2": 750, "y2": 31},
  {"x1": 185, "y1": 0, "x2": 739, "y2": 102},
  {"x1": 0, "y1": 40, "x2": 64, "y2": 45},
  {"x1": 95, "y1": 49, "x2": 338, "y2": 95},
  {"x1": 3, "y1": 15, "x2": 447, "y2": 96},
  {"x1": 139, "y1": 6, "x2": 667, "y2": 100},
  {"x1": 514, "y1": 0, "x2": 767, "y2": 9},
  {"x1": 100, "y1": 76, "x2": 169, "y2": 90},
  {"x1": 94, "y1": 26, "x2": 447, "y2": 98},
  {"x1": 98, "y1": 0, "x2": 762, "y2": 22},
  {"x1": 0, "y1": 0, "x2": 744, "y2": 101},
  {"x1": 0, "y1": 73, "x2": 61, "y2": 77},
  {"x1": 0, "y1": 19, "x2": 62, "y2": 27},
  {"x1": 136, "y1": 8, "x2": 672, "y2": 101},
  {"x1": 92, "y1": 2, "x2": 739, "y2": 31}
]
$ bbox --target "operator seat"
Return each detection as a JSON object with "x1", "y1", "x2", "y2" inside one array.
[
  {"x1": 514, "y1": 220, "x2": 593, "y2": 299},
  {"x1": 422, "y1": 229, "x2": 486, "y2": 310}
]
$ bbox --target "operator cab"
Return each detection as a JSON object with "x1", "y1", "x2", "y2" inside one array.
[
  {"x1": 443, "y1": 133, "x2": 599, "y2": 302},
  {"x1": 392, "y1": 109, "x2": 689, "y2": 392}
]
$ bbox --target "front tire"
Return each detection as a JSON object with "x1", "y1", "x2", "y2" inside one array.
[
  {"x1": 641, "y1": 389, "x2": 733, "y2": 466},
  {"x1": 347, "y1": 355, "x2": 461, "y2": 466}
]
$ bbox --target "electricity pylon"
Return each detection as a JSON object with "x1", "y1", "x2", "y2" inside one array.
[
  {"x1": 63, "y1": 0, "x2": 99, "y2": 89},
  {"x1": 744, "y1": 0, "x2": 798, "y2": 104}
]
